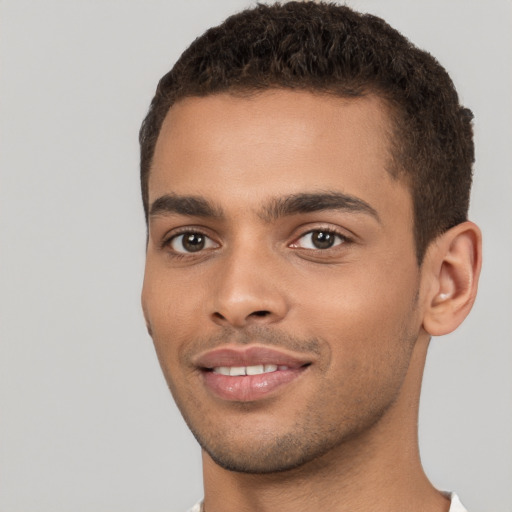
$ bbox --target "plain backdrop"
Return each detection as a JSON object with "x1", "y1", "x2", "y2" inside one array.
[{"x1": 1, "y1": 1, "x2": 511, "y2": 511}]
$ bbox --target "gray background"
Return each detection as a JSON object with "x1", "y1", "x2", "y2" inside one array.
[{"x1": 1, "y1": 1, "x2": 511, "y2": 511}]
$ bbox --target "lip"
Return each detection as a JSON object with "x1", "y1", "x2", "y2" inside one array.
[
  {"x1": 194, "y1": 345, "x2": 311, "y2": 369},
  {"x1": 195, "y1": 346, "x2": 312, "y2": 402}
]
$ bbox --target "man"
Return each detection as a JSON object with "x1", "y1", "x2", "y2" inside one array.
[{"x1": 139, "y1": 2, "x2": 481, "y2": 511}]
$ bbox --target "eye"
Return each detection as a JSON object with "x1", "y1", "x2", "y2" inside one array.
[
  {"x1": 169, "y1": 232, "x2": 218, "y2": 253},
  {"x1": 292, "y1": 229, "x2": 347, "y2": 250}
]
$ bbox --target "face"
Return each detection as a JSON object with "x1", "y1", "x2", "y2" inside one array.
[{"x1": 142, "y1": 90, "x2": 424, "y2": 474}]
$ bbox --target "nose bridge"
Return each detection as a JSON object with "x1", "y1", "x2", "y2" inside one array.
[{"x1": 211, "y1": 236, "x2": 288, "y2": 326}]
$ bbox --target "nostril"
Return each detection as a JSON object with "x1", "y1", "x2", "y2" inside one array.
[
  {"x1": 211, "y1": 309, "x2": 275, "y2": 326},
  {"x1": 251, "y1": 310, "x2": 270, "y2": 317}
]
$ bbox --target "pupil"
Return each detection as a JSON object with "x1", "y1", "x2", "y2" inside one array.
[
  {"x1": 312, "y1": 231, "x2": 334, "y2": 249},
  {"x1": 183, "y1": 233, "x2": 205, "y2": 252}
]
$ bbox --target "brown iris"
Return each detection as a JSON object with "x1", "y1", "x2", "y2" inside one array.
[
  {"x1": 181, "y1": 233, "x2": 206, "y2": 252},
  {"x1": 310, "y1": 231, "x2": 336, "y2": 249}
]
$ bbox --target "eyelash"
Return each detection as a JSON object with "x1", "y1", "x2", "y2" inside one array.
[
  {"x1": 161, "y1": 228, "x2": 217, "y2": 258},
  {"x1": 291, "y1": 228, "x2": 350, "y2": 251},
  {"x1": 161, "y1": 226, "x2": 352, "y2": 258}
]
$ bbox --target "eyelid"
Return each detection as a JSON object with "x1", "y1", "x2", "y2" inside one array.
[
  {"x1": 289, "y1": 225, "x2": 353, "y2": 249},
  {"x1": 171, "y1": 233, "x2": 218, "y2": 253},
  {"x1": 160, "y1": 226, "x2": 220, "y2": 251},
  {"x1": 158, "y1": 223, "x2": 353, "y2": 257}
]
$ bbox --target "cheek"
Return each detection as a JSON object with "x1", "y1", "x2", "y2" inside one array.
[
  {"x1": 143, "y1": 263, "x2": 207, "y2": 328},
  {"x1": 142, "y1": 268, "x2": 197, "y2": 367},
  {"x1": 295, "y1": 268, "x2": 418, "y2": 417},
  {"x1": 293, "y1": 260, "x2": 419, "y2": 364}
]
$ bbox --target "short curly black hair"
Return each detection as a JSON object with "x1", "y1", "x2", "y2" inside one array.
[{"x1": 139, "y1": 1, "x2": 474, "y2": 263}]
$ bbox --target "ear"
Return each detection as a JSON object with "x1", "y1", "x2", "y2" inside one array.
[{"x1": 422, "y1": 221, "x2": 482, "y2": 336}]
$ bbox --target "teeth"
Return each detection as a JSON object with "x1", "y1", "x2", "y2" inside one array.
[
  {"x1": 246, "y1": 364, "x2": 264, "y2": 375},
  {"x1": 229, "y1": 366, "x2": 246, "y2": 376},
  {"x1": 212, "y1": 364, "x2": 285, "y2": 376}
]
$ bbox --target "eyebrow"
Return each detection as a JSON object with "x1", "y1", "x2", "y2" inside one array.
[
  {"x1": 260, "y1": 192, "x2": 380, "y2": 223},
  {"x1": 149, "y1": 194, "x2": 223, "y2": 218},
  {"x1": 149, "y1": 191, "x2": 380, "y2": 223}
]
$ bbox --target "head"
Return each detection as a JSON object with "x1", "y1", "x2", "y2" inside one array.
[
  {"x1": 140, "y1": 2, "x2": 481, "y2": 476},
  {"x1": 140, "y1": 1, "x2": 475, "y2": 264}
]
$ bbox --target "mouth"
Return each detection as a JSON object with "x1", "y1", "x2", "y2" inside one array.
[
  {"x1": 209, "y1": 364, "x2": 293, "y2": 376},
  {"x1": 195, "y1": 346, "x2": 312, "y2": 402}
]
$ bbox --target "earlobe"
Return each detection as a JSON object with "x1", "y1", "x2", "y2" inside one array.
[{"x1": 422, "y1": 221, "x2": 482, "y2": 336}]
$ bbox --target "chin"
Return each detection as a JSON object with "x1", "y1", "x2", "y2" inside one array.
[
  {"x1": 190, "y1": 419, "x2": 357, "y2": 475},
  {"x1": 201, "y1": 438, "x2": 328, "y2": 474}
]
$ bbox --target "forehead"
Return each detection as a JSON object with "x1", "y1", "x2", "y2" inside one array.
[{"x1": 149, "y1": 90, "x2": 410, "y2": 222}]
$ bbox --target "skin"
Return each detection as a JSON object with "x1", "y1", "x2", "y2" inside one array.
[{"x1": 142, "y1": 90, "x2": 481, "y2": 512}]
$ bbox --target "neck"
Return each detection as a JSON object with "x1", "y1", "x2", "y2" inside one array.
[{"x1": 201, "y1": 336, "x2": 450, "y2": 512}]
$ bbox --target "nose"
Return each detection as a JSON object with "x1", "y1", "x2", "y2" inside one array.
[{"x1": 210, "y1": 244, "x2": 289, "y2": 328}]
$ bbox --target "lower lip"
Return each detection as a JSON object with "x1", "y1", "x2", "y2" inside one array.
[{"x1": 201, "y1": 367, "x2": 307, "y2": 402}]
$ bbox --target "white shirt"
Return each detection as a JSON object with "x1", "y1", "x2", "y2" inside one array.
[
  {"x1": 449, "y1": 493, "x2": 469, "y2": 512},
  {"x1": 186, "y1": 492, "x2": 468, "y2": 512}
]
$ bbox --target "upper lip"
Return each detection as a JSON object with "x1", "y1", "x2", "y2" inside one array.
[{"x1": 194, "y1": 345, "x2": 312, "y2": 369}]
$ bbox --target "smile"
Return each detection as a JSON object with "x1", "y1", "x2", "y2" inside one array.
[
  {"x1": 211, "y1": 364, "x2": 289, "y2": 376},
  {"x1": 194, "y1": 345, "x2": 312, "y2": 402}
]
